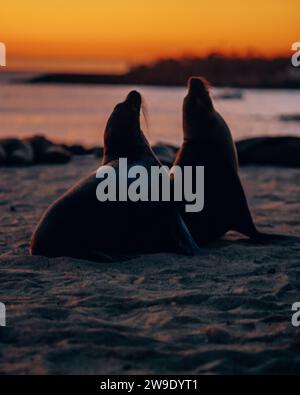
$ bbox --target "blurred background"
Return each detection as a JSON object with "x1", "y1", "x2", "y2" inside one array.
[{"x1": 0, "y1": 0, "x2": 300, "y2": 147}]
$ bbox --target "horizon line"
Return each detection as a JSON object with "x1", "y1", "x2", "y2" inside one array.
[{"x1": 2, "y1": 51, "x2": 294, "y2": 75}]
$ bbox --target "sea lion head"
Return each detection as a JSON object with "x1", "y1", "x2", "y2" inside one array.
[
  {"x1": 187, "y1": 77, "x2": 213, "y2": 108},
  {"x1": 183, "y1": 77, "x2": 214, "y2": 141},
  {"x1": 103, "y1": 90, "x2": 151, "y2": 162}
]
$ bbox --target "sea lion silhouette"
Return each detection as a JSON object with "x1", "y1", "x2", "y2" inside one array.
[
  {"x1": 172, "y1": 77, "x2": 300, "y2": 244},
  {"x1": 30, "y1": 91, "x2": 200, "y2": 261}
]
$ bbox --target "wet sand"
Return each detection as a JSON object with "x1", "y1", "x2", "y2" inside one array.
[{"x1": 0, "y1": 156, "x2": 300, "y2": 374}]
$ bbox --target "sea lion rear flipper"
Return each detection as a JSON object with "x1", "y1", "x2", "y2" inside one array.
[
  {"x1": 229, "y1": 172, "x2": 259, "y2": 239},
  {"x1": 228, "y1": 175, "x2": 300, "y2": 244}
]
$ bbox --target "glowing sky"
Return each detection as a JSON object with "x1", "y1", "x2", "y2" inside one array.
[{"x1": 1, "y1": 0, "x2": 298, "y2": 71}]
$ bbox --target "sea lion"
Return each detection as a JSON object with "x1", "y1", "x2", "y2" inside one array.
[
  {"x1": 30, "y1": 90, "x2": 200, "y2": 261},
  {"x1": 172, "y1": 77, "x2": 297, "y2": 244}
]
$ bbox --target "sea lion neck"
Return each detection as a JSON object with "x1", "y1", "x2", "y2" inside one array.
[
  {"x1": 182, "y1": 95, "x2": 215, "y2": 143},
  {"x1": 102, "y1": 129, "x2": 154, "y2": 164}
]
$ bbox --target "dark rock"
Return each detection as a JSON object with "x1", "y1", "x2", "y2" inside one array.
[
  {"x1": 25, "y1": 135, "x2": 56, "y2": 163},
  {"x1": 1, "y1": 135, "x2": 300, "y2": 168},
  {"x1": 0, "y1": 138, "x2": 34, "y2": 165},
  {"x1": 41, "y1": 146, "x2": 72, "y2": 164},
  {"x1": 236, "y1": 136, "x2": 300, "y2": 167},
  {"x1": 63, "y1": 144, "x2": 93, "y2": 156},
  {"x1": 0, "y1": 144, "x2": 6, "y2": 164},
  {"x1": 152, "y1": 142, "x2": 178, "y2": 166},
  {"x1": 279, "y1": 114, "x2": 300, "y2": 122},
  {"x1": 25, "y1": 135, "x2": 72, "y2": 164}
]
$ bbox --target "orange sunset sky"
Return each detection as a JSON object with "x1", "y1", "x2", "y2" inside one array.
[{"x1": 1, "y1": 0, "x2": 298, "y2": 72}]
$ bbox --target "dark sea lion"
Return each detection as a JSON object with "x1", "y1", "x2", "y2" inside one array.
[
  {"x1": 30, "y1": 91, "x2": 200, "y2": 261},
  {"x1": 172, "y1": 77, "x2": 299, "y2": 244}
]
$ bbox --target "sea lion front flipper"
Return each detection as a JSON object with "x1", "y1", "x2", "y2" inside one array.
[{"x1": 170, "y1": 210, "x2": 202, "y2": 255}]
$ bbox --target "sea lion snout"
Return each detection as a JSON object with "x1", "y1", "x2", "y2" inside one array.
[
  {"x1": 126, "y1": 90, "x2": 142, "y2": 112},
  {"x1": 188, "y1": 77, "x2": 209, "y2": 95},
  {"x1": 186, "y1": 76, "x2": 213, "y2": 112}
]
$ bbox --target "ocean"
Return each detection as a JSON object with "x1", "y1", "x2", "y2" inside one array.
[{"x1": 1, "y1": 74, "x2": 300, "y2": 147}]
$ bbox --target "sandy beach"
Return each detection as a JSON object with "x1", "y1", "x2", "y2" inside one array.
[{"x1": 0, "y1": 155, "x2": 300, "y2": 374}]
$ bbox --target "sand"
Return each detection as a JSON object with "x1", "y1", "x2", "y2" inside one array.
[{"x1": 0, "y1": 156, "x2": 300, "y2": 374}]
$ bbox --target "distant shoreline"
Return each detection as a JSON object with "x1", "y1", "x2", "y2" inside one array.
[
  {"x1": 3, "y1": 55, "x2": 300, "y2": 88},
  {"x1": 26, "y1": 72, "x2": 300, "y2": 89},
  {"x1": 26, "y1": 55, "x2": 300, "y2": 88}
]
